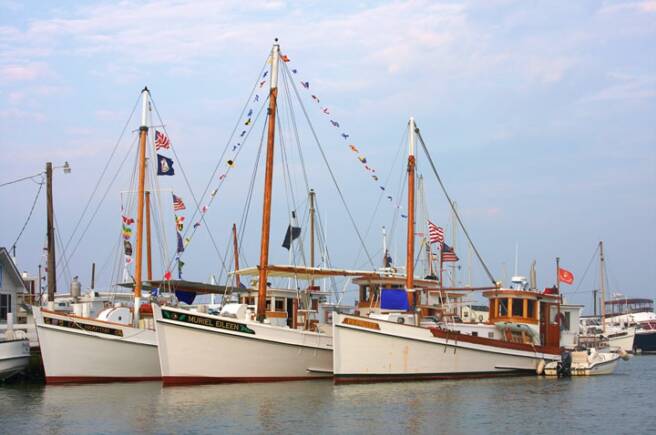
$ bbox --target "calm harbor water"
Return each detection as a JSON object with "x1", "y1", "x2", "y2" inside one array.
[{"x1": 1, "y1": 356, "x2": 654, "y2": 434}]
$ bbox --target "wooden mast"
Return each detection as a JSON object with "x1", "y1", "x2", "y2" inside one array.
[
  {"x1": 145, "y1": 191, "x2": 153, "y2": 280},
  {"x1": 133, "y1": 87, "x2": 150, "y2": 326},
  {"x1": 406, "y1": 117, "x2": 416, "y2": 308},
  {"x1": 256, "y1": 41, "x2": 281, "y2": 322},
  {"x1": 232, "y1": 223, "x2": 241, "y2": 289},
  {"x1": 599, "y1": 240, "x2": 606, "y2": 333}
]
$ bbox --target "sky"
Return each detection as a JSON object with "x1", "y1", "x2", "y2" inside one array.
[{"x1": 0, "y1": 0, "x2": 654, "y2": 312}]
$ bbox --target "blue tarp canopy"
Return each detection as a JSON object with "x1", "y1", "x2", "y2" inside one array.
[{"x1": 380, "y1": 288, "x2": 409, "y2": 311}]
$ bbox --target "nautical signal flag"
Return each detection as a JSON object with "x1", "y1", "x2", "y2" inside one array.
[
  {"x1": 440, "y1": 243, "x2": 459, "y2": 262},
  {"x1": 172, "y1": 193, "x2": 186, "y2": 211},
  {"x1": 122, "y1": 215, "x2": 134, "y2": 225},
  {"x1": 558, "y1": 267, "x2": 574, "y2": 285},
  {"x1": 176, "y1": 232, "x2": 184, "y2": 253},
  {"x1": 282, "y1": 225, "x2": 301, "y2": 250},
  {"x1": 157, "y1": 154, "x2": 175, "y2": 176},
  {"x1": 427, "y1": 220, "x2": 444, "y2": 244},
  {"x1": 155, "y1": 130, "x2": 171, "y2": 150}
]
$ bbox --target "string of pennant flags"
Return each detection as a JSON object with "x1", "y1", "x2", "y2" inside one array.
[{"x1": 284, "y1": 58, "x2": 407, "y2": 217}]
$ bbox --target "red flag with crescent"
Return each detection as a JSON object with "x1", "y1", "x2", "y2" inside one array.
[{"x1": 558, "y1": 267, "x2": 574, "y2": 285}]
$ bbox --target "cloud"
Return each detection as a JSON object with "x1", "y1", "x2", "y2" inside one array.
[
  {"x1": 0, "y1": 62, "x2": 49, "y2": 81},
  {"x1": 583, "y1": 73, "x2": 656, "y2": 101},
  {"x1": 599, "y1": 0, "x2": 656, "y2": 14}
]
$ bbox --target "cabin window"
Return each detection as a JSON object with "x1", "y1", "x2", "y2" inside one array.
[
  {"x1": 562, "y1": 312, "x2": 571, "y2": 330},
  {"x1": 0, "y1": 294, "x2": 10, "y2": 322},
  {"x1": 498, "y1": 298, "x2": 509, "y2": 317},
  {"x1": 550, "y1": 306, "x2": 558, "y2": 324},
  {"x1": 527, "y1": 301, "x2": 536, "y2": 319},
  {"x1": 275, "y1": 299, "x2": 284, "y2": 311},
  {"x1": 512, "y1": 299, "x2": 524, "y2": 317}
]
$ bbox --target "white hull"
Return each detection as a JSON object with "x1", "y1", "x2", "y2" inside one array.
[
  {"x1": 33, "y1": 308, "x2": 160, "y2": 383},
  {"x1": 607, "y1": 329, "x2": 635, "y2": 352},
  {"x1": 153, "y1": 305, "x2": 332, "y2": 384},
  {"x1": 333, "y1": 313, "x2": 560, "y2": 383},
  {"x1": 546, "y1": 350, "x2": 621, "y2": 376},
  {"x1": 0, "y1": 339, "x2": 30, "y2": 381}
]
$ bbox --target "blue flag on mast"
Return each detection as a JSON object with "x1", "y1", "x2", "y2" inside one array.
[{"x1": 157, "y1": 154, "x2": 175, "y2": 176}]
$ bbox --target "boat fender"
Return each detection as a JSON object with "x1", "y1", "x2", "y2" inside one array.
[
  {"x1": 618, "y1": 348, "x2": 631, "y2": 361},
  {"x1": 558, "y1": 351, "x2": 572, "y2": 377},
  {"x1": 536, "y1": 359, "x2": 545, "y2": 375}
]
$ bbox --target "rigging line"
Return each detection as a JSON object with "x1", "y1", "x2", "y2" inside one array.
[
  {"x1": 58, "y1": 134, "x2": 139, "y2": 277},
  {"x1": 97, "y1": 231, "x2": 122, "y2": 288},
  {"x1": 183, "y1": 58, "x2": 270, "y2": 235},
  {"x1": 415, "y1": 128, "x2": 497, "y2": 286},
  {"x1": 351, "y1": 128, "x2": 407, "y2": 268},
  {"x1": 282, "y1": 61, "x2": 375, "y2": 269},
  {"x1": 281, "y1": 66, "x2": 311, "y2": 191},
  {"x1": 0, "y1": 172, "x2": 44, "y2": 188},
  {"x1": 161, "y1": 93, "x2": 269, "y2": 272},
  {"x1": 572, "y1": 243, "x2": 600, "y2": 293},
  {"x1": 235, "y1": 120, "x2": 268, "y2": 273},
  {"x1": 278, "y1": 113, "x2": 307, "y2": 267},
  {"x1": 59, "y1": 94, "x2": 141, "y2": 269},
  {"x1": 10, "y1": 178, "x2": 44, "y2": 251},
  {"x1": 53, "y1": 212, "x2": 72, "y2": 287},
  {"x1": 149, "y1": 102, "x2": 228, "y2": 278}
]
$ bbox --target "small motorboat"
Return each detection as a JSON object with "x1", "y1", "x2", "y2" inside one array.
[
  {"x1": 0, "y1": 329, "x2": 31, "y2": 381},
  {"x1": 545, "y1": 348, "x2": 628, "y2": 377}
]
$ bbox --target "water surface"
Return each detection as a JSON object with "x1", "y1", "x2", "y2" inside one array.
[{"x1": 1, "y1": 356, "x2": 653, "y2": 434}]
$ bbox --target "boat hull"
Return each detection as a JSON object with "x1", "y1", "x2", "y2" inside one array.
[
  {"x1": 607, "y1": 329, "x2": 635, "y2": 352},
  {"x1": 634, "y1": 330, "x2": 656, "y2": 353},
  {"x1": 333, "y1": 313, "x2": 560, "y2": 384},
  {"x1": 33, "y1": 308, "x2": 160, "y2": 384},
  {"x1": 153, "y1": 305, "x2": 333, "y2": 385},
  {"x1": 0, "y1": 339, "x2": 30, "y2": 381}
]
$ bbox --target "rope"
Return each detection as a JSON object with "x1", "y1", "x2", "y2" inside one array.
[
  {"x1": 570, "y1": 244, "x2": 600, "y2": 293},
  {"x1": 282, "y1": 62, "x2": 375, "y2": 268},
  {"x1": 415, "y1": 127, "x2": 497, "y2": 286},
  {"x1": 10, "y1": 177, "x2": 44, "y2": 252},
  {"x1": 57, "y1": 95, "x2": 141, "y2": 276}
]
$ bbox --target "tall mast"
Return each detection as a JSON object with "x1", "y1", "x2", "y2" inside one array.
[
  {"x1": 145, "y1": 190, "x2": 153, "y2": 280},
  {"x1": 232, "y1": 223, "x2": 241, "y2": 289},
  {"x1": 599, "y1": 240, "x2": 606, "y2": 332},
  {"x1": 133, "y1": 87, "x2": 150, "y2": 326},
  {"x1": 256, "y1": 40, "x2": 281, "y2": 322},
  {"x1": 309, "y1": 189, "x2": 316, "y2": 286},
  {"x1": 406, "y1": 117, "x2": 416, "y2": 306},
  {"x1": 46, "y1": 162, "x2": 56, "y2": 310}
]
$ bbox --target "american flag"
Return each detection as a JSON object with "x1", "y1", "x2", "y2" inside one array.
[
  {"x1": 155, "y1": 130, "x2": 170, "y2": 150},
  {"x1": 427, "y1": 220, "x2": 444, "y2": 244},
  {"x1": 172, "y1": 193, "x2": 186, "y2": 211},
  {"x1": 440, "y1": 243, "x2": 459, "y2": 262}
]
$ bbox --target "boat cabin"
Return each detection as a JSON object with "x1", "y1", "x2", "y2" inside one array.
[{"x1": 482, "y1": 280, "x2": 561, "y2": 348}]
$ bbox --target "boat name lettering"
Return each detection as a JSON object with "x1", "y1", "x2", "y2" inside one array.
[
  {"x1": 161, "y1": 309, "x2": 255, "y2": 335},
  {"x1": 342, "y1": 317, "x2": 380, "y2": 330},
  {"x1": 43, "y1": 316, "x2": 124, "y2": 337}
]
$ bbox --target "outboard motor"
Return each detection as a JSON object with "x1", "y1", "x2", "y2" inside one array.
[{"x1": 558, "y1": 351, "x2": 572, "y2": 377}]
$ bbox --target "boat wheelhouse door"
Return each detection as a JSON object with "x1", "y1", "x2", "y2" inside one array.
[{"x1": 540, "y1": 301, "x2": 561, "y2": 350}]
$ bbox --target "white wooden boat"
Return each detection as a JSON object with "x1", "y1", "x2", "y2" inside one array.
[
  {"x1": 33, "y1": 307, "x2": 159, "y2": 383},
  {"x1": 153, "y1": 304, "x2": 332, "y2": 384}
]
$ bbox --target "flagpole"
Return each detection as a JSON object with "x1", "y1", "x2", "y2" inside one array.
[
  {"x1": 406, "y1": 117, "x2": 416, "y2": 309},
  {"x1": 133, "y1": 87, "x2": 150, "y2": 327},
  {"x1": 556, "y1": 256, "x2": 560, "y2": 293},
  {"x1": 256, "y1": 40, "x2": 280, "y2": 322}
]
